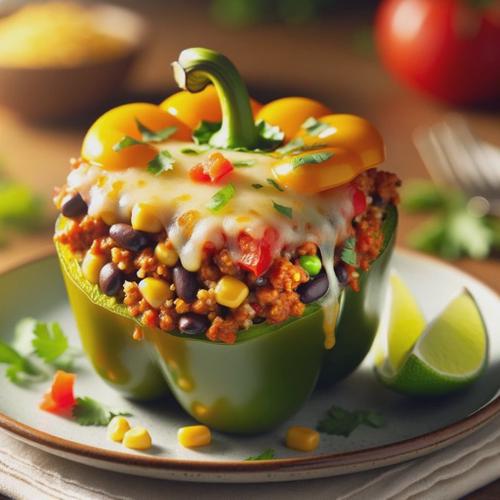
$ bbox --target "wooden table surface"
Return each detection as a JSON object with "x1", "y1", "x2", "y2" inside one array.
[{"x1": 0, "y1": 1, "x2": 498, "y2": 497}]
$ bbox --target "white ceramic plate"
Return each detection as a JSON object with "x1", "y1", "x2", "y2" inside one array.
[{"x1": 0, "y1": 249, "x2": 498, "y2": 483}]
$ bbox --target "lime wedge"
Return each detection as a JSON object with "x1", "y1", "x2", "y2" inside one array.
[{"x1": 377, "y1": 282, "x2": 488, "y2": 396}]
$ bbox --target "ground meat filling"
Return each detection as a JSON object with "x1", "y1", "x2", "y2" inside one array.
[{"x1": 54, "y1": 168, "x2": 400, "y2": 344}]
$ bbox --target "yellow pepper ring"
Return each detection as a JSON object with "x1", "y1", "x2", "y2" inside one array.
[
  {"x1": 81, "y1": 103, "x2": 192, "y2": 171},
  {"x1": 294, "y1": 113, "x2": 385, "y2": 168},
  {"x1": 160, "y1": 85, "x2": 262, "y2": 130},
  {"x1": 271, "y1": 147, "x2": 365, "y2": 194}
]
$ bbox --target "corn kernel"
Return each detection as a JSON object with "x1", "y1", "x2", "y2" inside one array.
[
  {"x1": 177, "y1": 425, "x2": 211, "y2": 448},
  {"x1": 131, "y1": 203, "x2": 163, "y2": 233},
  {"x1": 139, "y1": 277, "x2": 172, "y2": 308},
  {"x1": 81, "y1": 251, "x2": 106, "y2": 284},
  {"x1": 155, "y1": 242, "x2": 179, "y2": 266},
  {"x1": 107, "y1": 416, "x2": 130, "y2": 442},
  {"x1": 285, "y1": 426, "x2": 320, "y2": 452},
  {"x1": 101, "y1": 210, "x2": 118, "y2": 226},
  {"x1": 214, "y1": 276, "x2": 249, "y2": 309},
  {"x1": 123, "y1": 426, "x2": 152, "y2": 450}
]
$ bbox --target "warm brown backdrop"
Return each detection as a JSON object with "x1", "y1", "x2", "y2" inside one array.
[{"x1": 0, "y1": 1, "x2": 497, "y2": 497}]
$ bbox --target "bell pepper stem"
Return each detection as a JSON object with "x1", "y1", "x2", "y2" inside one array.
[{"x1": 172, "y1": 48, "x2": 259, "y2": 149}]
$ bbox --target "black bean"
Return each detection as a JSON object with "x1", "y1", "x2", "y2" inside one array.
[
  {"x1": 178, "y1": 313, "x2": 210, "y2": 335},
  {"x1": 334, "y1": 264, "x2": 349, "y2": 285},
  {"x1": 218, "y1": 305, "x2": 231, "y2": 318},
  {"x1": 99, "y1": 263, "x2": 124, "y2": 296},
  {"x1": 109, "y1": 224, "x2": 149, "y2": 252},
  {"x1": 61, "y1": 193, "x2": 87, "y2": 218},
  {"x1": 172, "y1": 265, "x2": 199, "y2": 303},
  {"x1": 297, "y1": 273, "x2": 329, "y2": 304},
  {"x1": 371, "y1": 192, "x2": 384, "y2": 207},
  {"x1": 254, "y1": 275, "x2": 267, "y2": 287},
  {"x1": 253, "y1": 316, "x2": 266, "y2": 324}
]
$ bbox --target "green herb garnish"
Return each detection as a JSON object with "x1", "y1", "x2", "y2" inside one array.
[
  {"x1": 32, "y1": 322, "x2": 69, "y2": 364},
  {"x1": 245, "y1": 449, "x2": 276, "y2": 461},
  {"x1": 340, "y1": 237, "x2": 357, "y2": 266},
  {"x1": 291, "y1": 151, "x2": 334, "y2": 169},
  {"x1": 276, "y1": 137, "x2": 305, "y2": 155},
  {"x1": 0, "y1": 339, "x2": 39, "y2": 384},
  {"x1": 272, "y1": 201, "x2": 293, "y2": 219},
  {"x1": 302, "y1": 117, "x2": 331, "y2": 137},
  {"x1": 233, "y1": 159, "x2": 256, "y2": 167},
  {"x1": 267, "y1": 178, "x2": 285, "y2": 192},
  {"x1": 251, "y1": 183, "x2": 263, "y2": 189},
  {"x1": 72, "y1": 397, "x2": 131, "y2": 426},
  {"x1": 180, "y1": 146, "x2": 209, "y2": 155},
  {"x1": 135, "y1": 119, "x2": 177, "y2": 143},
  {"x1": 112, "y1": 136, "x2": 143, "y2": 152},
  {"x1": 402, "y1": 181, "x2": 500, "y2": 260},
  {"x1": 193, "y1": 121, "x2": 222, "y2": 145},
  {"x1": 255, "y1": 120, "x2": 285, "y2": 151},
  {"x1": 147, "y1": 150, "x2": 175, "y2": 175},
  {"x1": 207, "y1": 183, "x2": 236, "y2": 212},
  {"x1": 317, "y1": 405, "x2": 385, "y2": 437}
]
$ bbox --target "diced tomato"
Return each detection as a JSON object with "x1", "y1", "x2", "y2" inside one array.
[
  {"x1": 238, "y1": 227, "x2": 279, "y2": 276},
  {"x1": 189, "y1": 152, "x2": 234, "y2": 183},
  {"x1": 40, "y1": 370, "x2": 76, "y2": 412},
  {"x1": 352, "y1": 188, "x2": 366, "y2": 216}
]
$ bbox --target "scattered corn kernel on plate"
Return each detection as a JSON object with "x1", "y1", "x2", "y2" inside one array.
[{"x1": 0, "y1": 249, "x2": 498, "y2": 483}]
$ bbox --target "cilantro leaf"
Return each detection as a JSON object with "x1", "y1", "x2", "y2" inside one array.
[
  {"x1": 180, "y1": 146, "x2": 209, "y2": 155},
  {"x1": 291, "y1": 151, "x2": 334, "y2": 169},
  {"x1": 266, "y1": 178, "x2": 285, "y2": 192},
  {"x1": 301, "y1": 117, "x2": 331, "y2": 137},
  {"x1": 0, "y1": 338, "x2": 43, "y2": 385},
  {"x1": 135, "y1": 119, "x2": 177, "y2": 143},
  {"x1": 272, "y1": 201, "x2": 293, "y2": 219},
  {"x1": 193, "y1": 121, "x2": 221, "y2": 145},
  {"x1": 72, "y1": 397, "x2": 131, "y2": 426},
  {"x1": 340, "y1": 237, "x2": 357, "y2": 266},
  {"x1": 112, "y1": 136, "x2": 144, "y2": 152},
  {"x1": 207, "y1": 184, "x2": 236, "y2": 212},
  {"x1": 0, "y1": 339, "x2": 25, "y2": 365},
  {"x1": 252, "y1": 183, "x2": 263, "y2": 190},
  {"x1": 245, "y1": 449, "x2": 276, "y2": 461},
  {"x1": 32, "y1": 321, "x2": 68, "y2": 363},
  {"x1": 255, "y1": 120, "x2": 285, "y2": 151},
  {"x1": 233, "y1": 159, "x2": 256, "y2": 167},
  {"x1": 317, "y1": 405, "x2": 385, "y2": 437},
  {"x1": 276, "y1": 137, "x2": 305, "y2": 155},
  {"x1": 147, "y1": 150, "x2": 175, "y2": 175}
]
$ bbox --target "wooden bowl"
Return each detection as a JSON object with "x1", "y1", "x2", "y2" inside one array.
[{"x1": 0, "y1": 3, "x2": 148, "y2": 121}]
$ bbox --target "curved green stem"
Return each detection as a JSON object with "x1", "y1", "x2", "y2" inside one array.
[{"x1": 172, "y1": 48, "x2": 259, "y2": 149}]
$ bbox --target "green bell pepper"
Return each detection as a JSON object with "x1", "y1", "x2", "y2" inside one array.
[{"x1": 55, "y1": 48, "x2": 398, "y2": 433}]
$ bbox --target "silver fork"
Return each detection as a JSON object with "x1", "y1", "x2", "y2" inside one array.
[{"x1": 413, "y1": 114, "x2": 500, "y2": 216}]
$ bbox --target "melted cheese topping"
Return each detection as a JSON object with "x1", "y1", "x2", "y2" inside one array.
[{"x1": 66, "y1": 141, "x2": 355, "y2": 348}]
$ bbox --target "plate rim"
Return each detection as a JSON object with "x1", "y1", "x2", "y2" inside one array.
[{"x1": 0, "y1": 248, "x2": 498, "y2": 476}]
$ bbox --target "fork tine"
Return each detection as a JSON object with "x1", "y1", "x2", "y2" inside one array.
[
  {"x1": 444, "y1": 115, "x2": 500, "y2": 194},
  {"x1": 413, "y1": 126, "x2": 462, "y2": 189}
]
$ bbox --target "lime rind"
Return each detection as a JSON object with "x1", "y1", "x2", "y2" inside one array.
[{"x1": 376, "y1": 284, "x2": 488, "y2": 397}]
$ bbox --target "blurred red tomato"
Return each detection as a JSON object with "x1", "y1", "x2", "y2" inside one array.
[{"x1": 375, "y1": 0, "x2": 500, "y2": 104}]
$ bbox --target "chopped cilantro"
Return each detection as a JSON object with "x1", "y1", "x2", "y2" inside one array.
[
  {"x1": 147, "y1": 150, "x2": 175, "y2": 175},
  {"x1": 32, "y1": 322, "x2": 69, "y2": 364},
  {"x1": 0, "y1": 339, "x2": 42, "y2": 384},
  {"x1": 180, "y1": 146, "x2": 208, "y2": 155},
  {"x1": 245, "y1": 449, "x2": 276, "y2": 461},
  {"x1": 276, "y1": 137, "x2": 305, "y2": 155},
  {"x1": 252, "y1": 183, "x2": 264, "y2": 190},
  {"x1": 266, "y1": 178, "x2": 285, "y2": 192},
  {"x1": 135, "y1": 119, "x2": 177, "y2": 143},
  {"x1": 112, "y1": 136, "x2": 143, "y2": 152},
  {"x1": 207, "y1": 184, "x2": 236, "y2": 212},
  {"x1": 272, "y1": 201, "x2": 293, "y2": 219},
  {"x1": 291, "y1": 151, "x2": 334, "y2": 169},
  {"x1": 233, "y1": 159, "x2": 256, "y2": 167},
  {"x1": 193, "y1": 121, "x2": 221, "y2": 145},
  {"x1": 317, "y1": 405, "x2": 385, "y2": 437},
  {"x1": 340, "y1": 237, "x2": 357, "y2": 266},
  {"x1": 72, "y1": 397, "x2": 131, "y2": 426},
  {"x1": 255, "y1": 120, "x2": 285, "y2": 151},
  {"x1": 301, "y1": 117, "x2": 331, "y2": 137}
]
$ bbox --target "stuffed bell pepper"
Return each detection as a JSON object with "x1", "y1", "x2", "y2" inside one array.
[{"x1": 54, "y1": 48, "x2": 400, "y2": 434}]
